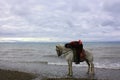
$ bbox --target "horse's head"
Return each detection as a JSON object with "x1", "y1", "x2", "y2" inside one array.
[{"x1": 56, "y1": 45, "x2": 63, "y2": 57}]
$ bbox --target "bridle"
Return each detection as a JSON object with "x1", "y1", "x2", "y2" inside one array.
[
  {"x1": 56, "y1": 46, "x2": 72, "y2": 57},
  {"x1": 56, "y1": 48, "x2": 62, "y2": 56}
]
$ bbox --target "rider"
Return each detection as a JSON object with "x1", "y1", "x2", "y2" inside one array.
[{"x1": 65, "y1": 40, "x2": 83, "y2": 64}]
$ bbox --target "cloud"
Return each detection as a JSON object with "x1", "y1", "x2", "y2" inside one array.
[{"x1": 0, "y1": 0, "x2": 120, "y2": 42}]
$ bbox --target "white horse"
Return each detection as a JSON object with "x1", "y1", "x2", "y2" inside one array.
[{"x1": 56, "y1": 45, "x2": 94, "y2": 76}]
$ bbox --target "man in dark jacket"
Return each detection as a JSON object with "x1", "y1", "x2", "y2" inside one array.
[{"x1": 65, "y1": 40, "x2": 83, "y2": 64}]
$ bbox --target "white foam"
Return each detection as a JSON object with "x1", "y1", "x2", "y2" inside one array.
[
  {"x1": 94, "y1": 62, "x2": 120, "y2": 69},
  {"x1": 48, "y1": 62, "x2": 120, "y2": 69},
  {"x1": 48, "y1": 62, "x2": 89, "y2": 67}
]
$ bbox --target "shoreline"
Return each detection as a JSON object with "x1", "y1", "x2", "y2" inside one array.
[
  {"x1": 0, "y1": 68, "x2": 103, "y2": 80},
  {"x1": 0, "y1": 64, "x2": 120, "y2": 80},
  {"x1": 0, "y1": 66, "x2": 120, "y2": 80},
  {"x1": 0, "y1": 68, "x2": 98, "y2": 80},
  {"x1": 0, "y1": 61, "x2": 120, "y2": 80}
]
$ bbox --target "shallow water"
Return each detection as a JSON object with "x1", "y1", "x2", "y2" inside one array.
[{"x1": 0, "y1": 42, "x2": 120, "y2": 70}]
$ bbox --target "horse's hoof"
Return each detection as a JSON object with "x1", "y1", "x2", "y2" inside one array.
[
  {"x1": 92, "y1": 72, "x2": 95, "y2": 75},
  {"x1": 70, "y1": 74, "x2": 73, "y2": 77},
  {"x1": 67, "y1": 73, "x2": 69, "y2": 76},
  {"x1": 67, "y1": 74, "x2": 72, "y2": 77},
  {"x1": 87, "y1": 72, "x2": 89, "y2": 74}
]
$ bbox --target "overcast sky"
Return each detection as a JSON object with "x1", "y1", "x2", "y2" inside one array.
[{"x1": 0, "y1": 0, "x2": 120, "y2": 42}]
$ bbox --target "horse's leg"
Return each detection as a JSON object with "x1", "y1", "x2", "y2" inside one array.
[
  {"x1": 91, "y1": 62, "x2": 94, "y2": 74},
  {"x1": 67, "y1": 60, "x2": 73, "y2": 76},
  {"x1": 67, "y1": 60, "x2": 70, "y2": 76},
  {"x1": 69, "y1": 61, "x2": 73, "y2": 76},
  {"x1": 89, "y1": 62, "x2": 92, "y2": 73},
  {"x1": 89, "y1": 62, "x2": 95, "y2": 74},
  {"x1": 85, "y1": 60, "x2": 90, "y2": 74}
]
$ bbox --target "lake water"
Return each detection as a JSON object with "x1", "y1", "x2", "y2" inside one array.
[{"x1": 0, "y1": 42, "x2": 120, "y2": 70}]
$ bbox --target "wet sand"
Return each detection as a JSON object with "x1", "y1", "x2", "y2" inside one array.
[
  {"x1": 0, "y1": 69, "x2": 36, "y2": 80},
  {"x1": 0, "y1": 62, "x2": 120, "y2": 80},
  {"x1": 32, "y1": 63, "x2": 120, "y2": 80},
  {"x1": 42, "y1": 78, "x2": 98, "y2": 80}
]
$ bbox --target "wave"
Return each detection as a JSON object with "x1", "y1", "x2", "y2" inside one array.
[{"x1": 48, "y1": 62, "x2": 120, "y2": 70}]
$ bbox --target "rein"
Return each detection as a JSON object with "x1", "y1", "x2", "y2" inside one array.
[{"x1": 62, "y1": 49, "x2": 72, "y2": 56}]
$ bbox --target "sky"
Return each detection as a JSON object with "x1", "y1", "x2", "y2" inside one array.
[{"x1": 0, "y1": 0, "x2": 120, "y2": 42}]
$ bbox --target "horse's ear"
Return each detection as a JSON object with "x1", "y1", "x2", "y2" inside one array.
[{"x1": 56, "y1": 45, "x2": 58, "y2": 48}]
